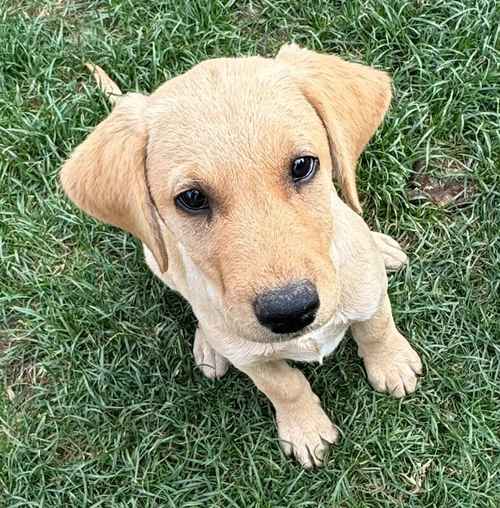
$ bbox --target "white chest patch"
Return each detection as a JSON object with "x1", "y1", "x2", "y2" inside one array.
[{"x1": 282, "y1": 318, "x2": 349, "y2": 364}]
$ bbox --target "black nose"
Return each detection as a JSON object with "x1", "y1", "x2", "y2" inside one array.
[{"x1": 254, "y1": 280, "x2": 320, "y2": 334}]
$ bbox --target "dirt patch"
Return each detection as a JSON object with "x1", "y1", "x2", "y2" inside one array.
[
  {"x1": 3, "y1": 359, "x2": 48, "y2": 402},
  {"x1": 27, "y1": 0, "x2": 67, "y2": 18},
  {"x1": 0, "y1": 338, "x2": 12, "y2": 356},
  {"x1": 233, "y1": 3, "x2": 289, "y2": 55},
  {"x1": 0, "y1": 315, "x2": 20, "y2": 354},
  {"x1": 408, "y1": 158, "x2": 476, "y2": 206},
  {"x1": 20, "y1": 0, "x2": 89, "y2": 23},
  {"x1": 0, "y1": 318, "x2": 48, "y2": 402}
]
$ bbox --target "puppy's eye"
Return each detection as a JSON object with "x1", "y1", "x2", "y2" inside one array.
[
  {"x1": 291, "y1": 156, "x2": 319, "y2": 183},
  {"x1": 175, "y1": 189, "x2": 209, "y2": 213}
]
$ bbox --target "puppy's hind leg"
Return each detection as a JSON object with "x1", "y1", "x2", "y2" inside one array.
[
  {"x1": 193, "y1": 327, "x2": 230, "y2": 380},
  {"x1": 371, "y1": 232, "x2": 409, "y2": 272}
]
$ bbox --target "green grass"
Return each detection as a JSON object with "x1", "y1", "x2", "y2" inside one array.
[{"x1": 1, "y1": 0, "x2": 499, "y2": 506}]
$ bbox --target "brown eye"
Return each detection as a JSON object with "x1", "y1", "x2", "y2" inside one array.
[
  {"x1": 291, "y1": 156, "x2": 319, "y2": 183},
  {"x1": 175, "y1": 189, "x2": 209, "y2": 213}
]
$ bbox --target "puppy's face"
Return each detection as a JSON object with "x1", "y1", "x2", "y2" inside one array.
[
  {"x1": 145, "y1": 60, "x2": 335, "y2": 340},
  {"x1": 61, "y1": 45, "x2": 392, "y2": 343}
]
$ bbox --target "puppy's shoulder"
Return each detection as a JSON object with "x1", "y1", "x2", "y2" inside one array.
[{"x1": 331, "y1": 194, "x2": 386, "y2": 320}]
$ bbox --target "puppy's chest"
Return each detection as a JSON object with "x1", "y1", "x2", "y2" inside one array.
[{"x1": 278, "y1": 320, "x2": 350, "y2": 364}]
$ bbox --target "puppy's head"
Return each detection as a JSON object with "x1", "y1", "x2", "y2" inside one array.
[{"x1": 61, "y1": 44, "x2": 391, "y2": 342}]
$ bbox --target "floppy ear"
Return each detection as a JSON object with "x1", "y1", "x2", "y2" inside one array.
[
  {"x1": 60, "y1": 93, "x2": 168, "y2": 272},
  {"x1": 276, "y1": 44, "x2": 392, "y2": 214}
]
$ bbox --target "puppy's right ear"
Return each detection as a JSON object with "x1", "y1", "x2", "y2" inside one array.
[{"x1": 60, "y1": 93, "x2": 168, "y2": 272}]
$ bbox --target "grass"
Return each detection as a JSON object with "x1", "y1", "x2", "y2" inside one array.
[{"x1": 0, "y1": 0, "x2": 499, "y2": 506}]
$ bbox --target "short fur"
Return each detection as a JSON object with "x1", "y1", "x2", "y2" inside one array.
[{"x1": 61, "y1": 45, "x2": 421, "y2": 468}]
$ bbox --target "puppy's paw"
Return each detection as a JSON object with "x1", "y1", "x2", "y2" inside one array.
[
  {"x1": 360, "y1": 333, "x2": 422, "y2": 398},
  {"x1": 371, "y1": 232, "x2": 409, "y2": 272},
  {"x1": 276, "y1": 397, "x2": 338, "y2": 468},
  {"x1": 193, "y1": 328, "x2": 229, "y2": 379}
]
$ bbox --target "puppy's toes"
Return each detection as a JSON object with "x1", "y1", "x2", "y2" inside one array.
[
  {"x1": 276, "y1": 402, "x2": 338, "y2": 468},
  {"x1": 362, "y1": 333, "x2": 422, "y2": 398},
  {"x1": 408, "y1": 349, "x2": 423, "y2": 376},
  {"x1": 371, "y1": 232, "x2": 409, "y2": 272},
  {"x1": 279, "y1": 438, "x2": 293, "y2": 457},
  {"x1": 193, "y1": 328, "x2": 229, "y2": 379}
]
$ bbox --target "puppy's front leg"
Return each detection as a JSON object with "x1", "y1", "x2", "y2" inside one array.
[
  {"x1": 239, "y1": 361, "x2": 338, "y2": 468},
  {"x1": 352, "y1": 294, "x2": 422, "y2": 398}
]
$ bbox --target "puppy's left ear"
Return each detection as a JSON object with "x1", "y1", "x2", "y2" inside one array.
[{"x1": 276, "y1": 44, "x2": 392, "y2": 214}]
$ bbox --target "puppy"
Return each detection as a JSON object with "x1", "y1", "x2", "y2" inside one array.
[{"x1": 60, "y1": 44, "x2": 422, "y2": 468}]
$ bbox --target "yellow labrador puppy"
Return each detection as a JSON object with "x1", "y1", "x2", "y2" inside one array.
[{"x1": 60, "y1": 44, "x2": 421, "y2": 468}]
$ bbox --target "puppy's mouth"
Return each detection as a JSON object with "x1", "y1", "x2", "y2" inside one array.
[
  {"x1": 270, "y1": 324, "x2": 316, "y2": 342},
  {"x1": 265, "y1": 309, "x2": 339, "y2": 344},
  {"x1": 265, "y1": 313, "x2": 331, "y2": 343},
  {"x1": 241, "y1": 319, "x2": 319, "y2": 344}
]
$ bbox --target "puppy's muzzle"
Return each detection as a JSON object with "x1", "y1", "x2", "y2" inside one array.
[{"x1": 253, "y1": 279, "x2": 320, "y2": 334}]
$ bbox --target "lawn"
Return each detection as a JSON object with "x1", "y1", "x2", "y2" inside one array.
[{"x1": 1, "y1": 0, "x2": 499, "y2": 506}]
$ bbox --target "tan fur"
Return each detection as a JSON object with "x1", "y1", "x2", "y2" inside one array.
[
  {"x1": 277, "y1": 44, "x2": 392, "y2": 213},
  {"x1": 60, "y1": 93, "x2": 169, "y2": 272},
  {"x1": 60, "y1": 44, "x2": 421, "y2": 468},
  {"x1": 84, "y1": 63, "x2": 123, "y2": 106}
]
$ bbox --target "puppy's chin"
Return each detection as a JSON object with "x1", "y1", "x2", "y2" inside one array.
[
  {"x1": 248, "y1": 330, "x2": 309, "y2": 344},
  {"x1": 234, "y1": 315, "x2": 332, "y2": 344}
]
